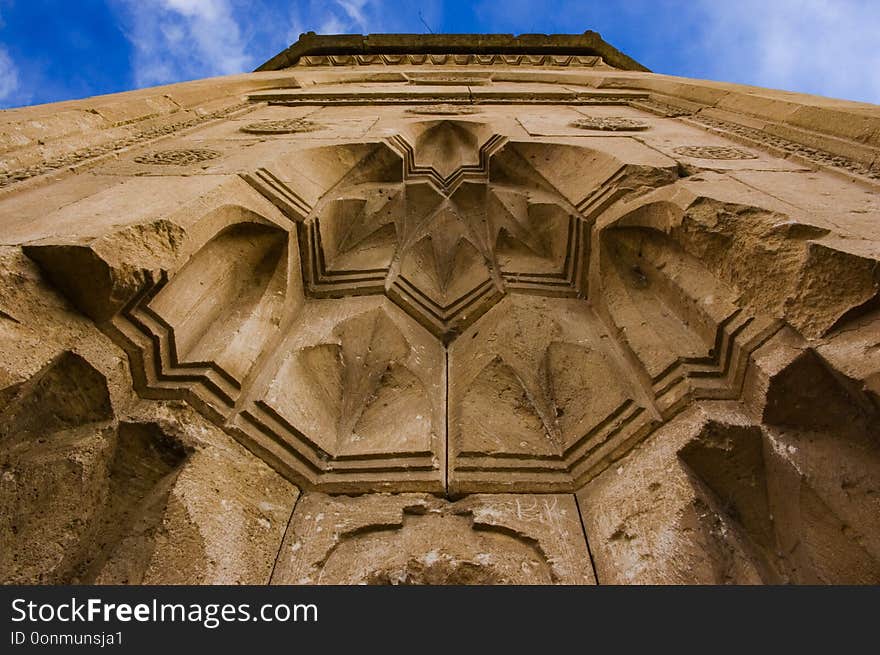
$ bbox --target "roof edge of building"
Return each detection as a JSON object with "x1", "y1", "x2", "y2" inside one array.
[{"x1": 255, "y1": 31, "x2": 650, "y2": 73}]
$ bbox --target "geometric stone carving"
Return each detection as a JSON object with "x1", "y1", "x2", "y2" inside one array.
[
  {"x1": 240, "y1": 119, "x2": 321, "y2": 134},
  {"x1": 294, "y1": 310, "x2": 425, "y2": 454},
  {"x1": 25, "y1": 105, "x2": 877, "y2": 502},
  {"x1": 672, "y1": 145, "x2": 757, "y2": 160},
  {"x1": 232, "y1": 302, "x2": 444, "y2": 492},
  {"x1": 133, "y1": 149, "x2": 222, "y2": 165},
  {"x1": 406, "y1": 104, "x2": 483, "y2": 115},
  {"x1": 449, "y1": 296, "x2": 650, "y2": 493},
  {"x1": 600, "y1": 225, "x2": 782, "y2": 415},
  {"x1": 571, "y1": 117, "x2": 649, "y2": 131},
  {"x1": 297, "y1": 121, "x2": 591, "y2": 341},
  {"x1": 5, "y1": 30, "x2": 880, "y2": 586},
  {"x1": 109, "y1": 218, "x2": 289, "y2": 419},
  {"x1": 102, "y1": 223, "x2": 443, "y2": 492},
  {"x1": 271, "y1": 492, "x2": 596, "y2": 584},
  {"x1": 290, "y1": 54, "x2": 609, "y2": 68}
]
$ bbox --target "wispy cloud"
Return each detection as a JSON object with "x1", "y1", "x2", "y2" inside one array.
[
  {"x1": 0, "y1": 45, "x2": 19, "y2": 104},
  {"x1": 694, "y1": 0, "x2": 880, "y2": 103},
  {"x1": 285, "y1": 0, "x2": 437, "y2": 43},
  {"x1": 468, "y1": 0, "x2": 880, "y2": 103},
  {"x1": 113, "y1": 0, "x2": 254, "y2": 87},
  {"x1": 111, "y1": 0, "x2": 437, "y2": 88},
  {"x1": 0, "y1": 5, "x2": 21, "y2": 105}
]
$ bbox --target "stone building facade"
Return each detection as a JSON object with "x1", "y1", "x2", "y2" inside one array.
[{"x1": 1, "y1": 33, "x2": 878, "y2": 584}]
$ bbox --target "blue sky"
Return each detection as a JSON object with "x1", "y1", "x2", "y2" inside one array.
[{"x1": 0, "y1": 0, "x2": 878, "y2": 109}]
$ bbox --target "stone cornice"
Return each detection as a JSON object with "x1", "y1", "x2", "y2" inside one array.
[{"x1": 256, "y1": 31, "x2": 651, "y2": 73}]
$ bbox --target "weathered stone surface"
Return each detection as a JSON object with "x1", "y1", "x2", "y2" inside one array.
[
  {"x1": 1, "y1": 32, "x2": 879, "y2": 584},
  {"x1": 0, "y1": 246, "x2": 298, "y2": 584},
  {"x1": 578, "y1": 339, "x2": 880, "y2": 584},
  {"x1": 272, "y1": 492, "x2": 594, "y2": 584},
  {"x1": 102, "y1": 404, "x2": 300, "y2": 585},
  {"x1": 0, "y1": 351, "x2": 116, "y2": 583}
]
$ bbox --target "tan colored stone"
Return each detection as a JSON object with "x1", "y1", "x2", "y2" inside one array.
[
  {"x1": 578, "y1": 403, "x2": 880, "y2": 584},
  {"x1": 0, "y1": 244, "x2": 298, "y2": 585},
  {"x1": 106, "y1": 404, "x2": 300, "y2": 585},
  {"x1": 271, "y1": 492, "x2": 594, "y2": 584},
  {"x1": 1, "y1": 32, "x2": 879, "y2": 584}
]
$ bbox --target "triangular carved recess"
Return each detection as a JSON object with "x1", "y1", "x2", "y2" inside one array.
[
  {"x1": 450, "y1": 297, "x2": 645, "y2": 479},
  {"x1": 295, "y1": 309, "x2": 433, "y2": 457}
]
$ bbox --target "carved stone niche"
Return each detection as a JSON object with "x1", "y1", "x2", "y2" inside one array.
[
  {"x1": 292, "y1": 119, "x2": 592, "y2": 343},
  {"x1": 22, "y1": 112, "x2": 880, "y2": 507}
]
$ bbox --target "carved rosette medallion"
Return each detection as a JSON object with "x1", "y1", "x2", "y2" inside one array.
[{"x1": 240, "y1": 118, "x2": 321, "y2": 134}]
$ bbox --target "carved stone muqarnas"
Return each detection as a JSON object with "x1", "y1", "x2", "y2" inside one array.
[{"x1": 2, "y1": 32, "x2": 879, "y2": 586}]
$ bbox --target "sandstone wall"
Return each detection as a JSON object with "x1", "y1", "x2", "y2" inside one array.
[{"x1": 1, "y1": 55, "x2": 878, "y2": 584}]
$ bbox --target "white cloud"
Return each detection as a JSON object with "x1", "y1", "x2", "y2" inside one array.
[
  {"x1": 113, "y1": 0, "x2": 443, "y2": 88},
  {"x1": 0, "y1": 45, "x2": 20, "y2": 103},
  {"x1": 336, "y1": 0, "x2": 370, "y2": 30},
  {"x1": 284, "y1": 0, "x2": 437, "y2": 43},
  {"x1": 0, "y1": 6, "x2": 21, "y2": 105},
  {"x1": 468, "y1": 0, "x2": 880, "y2": 103},
  {"x1": 695, "y1": 0, "x2": 880, "y2": 103},
  {"x1": 115, "y1": 0, "x2": 254, "y2": 88}
]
